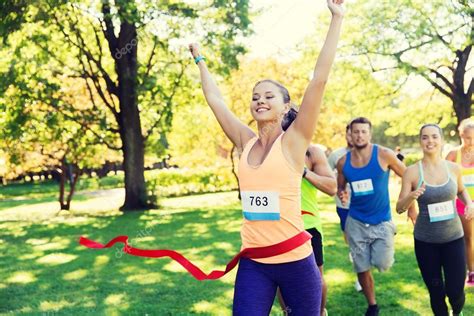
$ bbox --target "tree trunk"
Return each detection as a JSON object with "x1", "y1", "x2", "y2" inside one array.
[
  {"x1": 452, "y1": 45, "x2": 473, "y2": 129},
  {"x1": 116, "y1": 22, "x2": 148, "y2": 211},
  {"x1": 59, "y1": 158, "x2": 66, "y2": 209},
  {"x1": 453, "y1": 96, "x2": 472, "y2": 129},
  {"x1": 65, "y1": 166, "x2": 80, "y2": 210},
  {"x1": 58, "y1": 158, "x2": 81, "y2": 211}
]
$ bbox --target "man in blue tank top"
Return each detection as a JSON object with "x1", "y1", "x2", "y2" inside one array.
[{"x1": 336, "y1": 117, "x2": 416, "y2": 316}]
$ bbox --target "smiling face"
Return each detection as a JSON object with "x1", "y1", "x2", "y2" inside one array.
[
  {"x1": 419, "y1": 125, "x2": 443, "y2": 155},
  {"x1": 351, "y1": 123, "x2": 371, "y2": 149},
  {"x1": 251, "y1": 81, "x2": 289, "y2": 123}
]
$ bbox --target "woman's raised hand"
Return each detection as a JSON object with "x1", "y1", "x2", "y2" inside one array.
[
  {"x1": 327, "y1": 0, "x2": 345, "y2": 17},
  {"x1": 189, "y1": 43, "x2": 201, "y2": 59}
]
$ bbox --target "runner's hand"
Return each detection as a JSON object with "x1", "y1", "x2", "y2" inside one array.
[
  {"x1": 410, "y1": 182, "x2": 426, "y2": 200},
  {"x1": 189, "y1": 43, "x2": 200, "y2": 59},
  {"x1": 338, "y1": 189, "x2": 349, "y2": 206},
  {"x1": 327, "y1": 0, "x2": 345, "y2": 17},
  {"x1": 407, "y1": 207, "x2": 418, "y2": 225}
]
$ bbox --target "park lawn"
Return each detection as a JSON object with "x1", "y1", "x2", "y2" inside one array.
[
  {"x1": 0, "y1": 176, "x2": 124, "y2": 211},
  {"x1": 0, "y1": 186, "x2": 473, "y2": 315}
]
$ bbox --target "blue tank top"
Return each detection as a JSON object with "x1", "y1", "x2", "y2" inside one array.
[{"x1": 342, "y1": 144, "x2": 391, "y2": 224}]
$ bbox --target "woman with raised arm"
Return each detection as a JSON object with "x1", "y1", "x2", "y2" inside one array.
[
  {"x1": 189, "y1": 1, "x2": 344, "y2": 314},
  {"x1": 397, "y1": 124, "x2": 473, "y2": 316}
]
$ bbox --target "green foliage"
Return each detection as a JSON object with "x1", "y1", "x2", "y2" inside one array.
[
  {"x1": 167, "y1": 88, "x2": 233, "y2": 168},
  {"x1": 0, "y1": 0, "x2": 253, "y2": 185},
  {"x1": 145, "y1": 167, "x2": 237, "y2": 205},
  {"x1": 345, "y1": 0, "x2": 472, "y2": 128},
  {"x1": 379, "y1": 91, "x2": 457, "y2": 147},
  {"x1": 347, "y1": 0, "x2": 468, "y2": 64},
  {"x1": 77, "y1": 167, "x2": 238, "y2": 199},
  {"x1": 0, "y1": 0, "x2": 30, "y2": 41},
  {"x1": 403, "y1": 152, "x2": 423, "y2": 167}
]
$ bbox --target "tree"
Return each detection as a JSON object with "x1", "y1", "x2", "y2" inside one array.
[
  {"x1": 347, "y1": 0, "x2": 473, "y2": 127},
  {"x1": 0, "y1": 75, "x2": 116, "y2": 210},
  {"x1": 0, "y1": 0, "x2": 251, "y2": 210}
]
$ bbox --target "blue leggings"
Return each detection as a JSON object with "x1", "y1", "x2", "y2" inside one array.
[{"x1": 233, "y1": 254, "x2": 321, "y2": 315}]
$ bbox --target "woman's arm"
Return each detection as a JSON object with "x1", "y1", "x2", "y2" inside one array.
[
  {"x1": 284, "y1": 0, "x2": 344, "y2": 161},
  {"x1": 189, "y1": 43, "x2": 255, "y2": 152},
  {"x1": 304, "y1": 145, "x2": 337, "y2": 196},
  {"x1": 336, "y1": 155, "x2": 349, "y2": 206},
  {"x1": 396, "y1": 166, "x2": 425, "y2": 214}
]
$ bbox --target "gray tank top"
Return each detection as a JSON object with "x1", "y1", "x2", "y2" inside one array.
[{"x1": 414, "y1": 161, "x2": 463, "y2": 243}]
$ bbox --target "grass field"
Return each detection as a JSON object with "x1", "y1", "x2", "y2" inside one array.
[{"x1": 0, "y1": 183, "x2": 472, "y2": 315}]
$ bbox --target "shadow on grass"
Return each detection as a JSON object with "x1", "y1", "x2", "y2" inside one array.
[{"x1": 0, "y1": 204, "x2": 242, "y2": 315}]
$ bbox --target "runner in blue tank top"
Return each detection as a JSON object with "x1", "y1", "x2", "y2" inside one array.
[{"x1": 336, "y1": 117, "x2": 416, "y2": 316}]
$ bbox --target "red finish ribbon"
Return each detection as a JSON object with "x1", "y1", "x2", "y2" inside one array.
[{"x1": 79, "y1": 230, "x2": 311, "y2": 281}]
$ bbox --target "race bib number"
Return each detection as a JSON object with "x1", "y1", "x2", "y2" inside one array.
[
  {"x1": 428, "y1": 200, "x2": 455, "y2": 222},
  {"x1": 241, "y1": 191, "x2": 280, "y2": 221},
  {"x1": 351, "y1": 179, "x2": 374, "y2": 196},
  {"x1": 462, "y1": 174, "x2": 474, "y2": 187}
]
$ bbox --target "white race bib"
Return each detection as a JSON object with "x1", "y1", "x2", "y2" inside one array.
[
  {"x1": 351, "y1": 179, "x2": 374, "y2": 196},
  {"x1": 428, "y1": 200, "x2": 455, "y2": 222},
  {"x1": 462, "y1": 174, "x2": 474, "y2": 187},
  {"x1": 241, "y1": 191, "x2": 280, "y2": 221}
]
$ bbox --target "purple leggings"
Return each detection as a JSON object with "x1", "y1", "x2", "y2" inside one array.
[{"x1": 233, "y1": 254, "x2": 321, "y2": 315}]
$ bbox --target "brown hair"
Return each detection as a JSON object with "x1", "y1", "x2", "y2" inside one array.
[
  {"x1": 350, "y1": 117, "x2": 372, "y2": 130},
  {"x1": 419, "y1": 123, "x2": 443, "y2": 138},
  {"x1": 281, "y1": 104, "x2": 299, "y2": 131}
]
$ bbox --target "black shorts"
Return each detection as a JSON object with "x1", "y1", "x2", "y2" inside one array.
[{"x1": 306, "y1": 228, "x2": 324, "y2": 266}]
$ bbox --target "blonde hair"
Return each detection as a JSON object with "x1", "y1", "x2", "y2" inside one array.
[{"x1": 458, "y1": 118, "x2": 474, "y2": 134}]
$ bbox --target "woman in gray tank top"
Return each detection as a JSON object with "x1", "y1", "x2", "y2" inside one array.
[{"x1": 396, "y1": 124, "x2": 473, "y2": 316}]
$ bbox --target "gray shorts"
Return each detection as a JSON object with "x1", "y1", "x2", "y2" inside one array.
[{"x1": 346, "y1": 216, "x2": 396, "y2": 273}]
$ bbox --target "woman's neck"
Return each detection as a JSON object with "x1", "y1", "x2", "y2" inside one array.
[
  {"x1": 422, "y1": 153, "x2": 442, "y2": 166},
  {"x1": 257, "y1": 120, "x2": 283, "y2": 146}
]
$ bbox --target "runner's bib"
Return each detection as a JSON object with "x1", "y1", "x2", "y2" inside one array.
[
  {"x1": 428, "y1": 200, "x2": 455, "y2": 222},
  {"x1": 462, "y1": 174, "x2": 474, "y2": 187},
  {"x1": 241, "y1": 191, "x2": 280, "y2": 221},
  {"x1": 351, "y1": 179, "x2": 374, "y2": 196}
]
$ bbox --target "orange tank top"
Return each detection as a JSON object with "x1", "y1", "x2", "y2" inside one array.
[{"x1": 238, "y1": 133, "x2": 312, "y2": 264}]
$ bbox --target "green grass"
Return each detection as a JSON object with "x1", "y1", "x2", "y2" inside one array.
[
  {"x1": 0, "y1": 177, "x2": 121, "y2": 211},
  {"x1": 0, "y1": 187, "x2": 473, "y2": 315}
]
